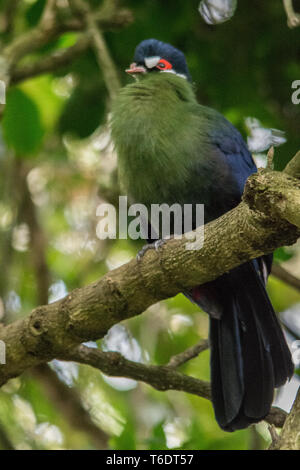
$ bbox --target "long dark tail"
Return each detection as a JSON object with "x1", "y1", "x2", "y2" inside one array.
[{"x1": 187, "y1": 259, "x2": 294, "y2": 432}]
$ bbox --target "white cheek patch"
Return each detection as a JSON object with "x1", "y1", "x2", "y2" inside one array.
[{"x1": 144, "y1": 56, "x2": 161, "y2": 69}]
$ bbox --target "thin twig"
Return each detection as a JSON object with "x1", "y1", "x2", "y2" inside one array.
[
  {"x1": 40, "y1": 0, "x2": 58, "y2": 27},
  {"x1": 272, "y1": 264, "x2": 300, "y2": 293},
  {"x1": 3, "y1": 1, "x2": 59, "y2": 68},
  {"x1": 61, "y1": 345, "x2": 288, "y2": 428},
  {"x1": 167, "y1": 339, "x2": 209, "y2": 368},
  {"x1": 1, "y1": 0, "x2": 132, "y2": 85},
  {"x1": 11, "y1": 33, "x2": 91, "y2": 85},
  {"x1": 69, "y1": 0, "x2": 121, "y2": 101},
  {"x1": 64, "y1": 345, "x2": 212, "y2": 398},
  {"x1": 0, "y1": 0, "x2": 132, "y2": 120}
]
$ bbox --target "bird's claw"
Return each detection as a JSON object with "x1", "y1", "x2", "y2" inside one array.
[{"x1": 136, "y1": 239, "x2": 166, "y2": 261}]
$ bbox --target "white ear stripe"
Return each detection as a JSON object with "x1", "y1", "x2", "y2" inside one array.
[
  {"x1": 144, "y1": 56, "x2": 161, "y2": 69},
  {"x1": 160, "y1": 70, "x2": 187, "y2": 80}
]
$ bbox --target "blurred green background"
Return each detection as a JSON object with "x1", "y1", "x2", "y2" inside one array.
[{"x1": 0, "y1": 0, "x2": 299, "y2": 450}]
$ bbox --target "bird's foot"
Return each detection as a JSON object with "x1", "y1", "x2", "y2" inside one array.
[{"x1": 136, "y1": 239, "x2": 166, "y2": 261}]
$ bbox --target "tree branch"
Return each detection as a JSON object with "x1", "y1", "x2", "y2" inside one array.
[
  {"x1": 0, "y1": 150, "x2": 299, "y2": 388},
  {"x1": 167, "y1": 339, "x2": 209, "y2": 368},
  {"x1": 2, "y1": 1, "x2": 131, "y2": 69},
  {"x1": 61, "y1": 344, "x2": 287, "y2": 428},
  {"x1": 271, "y1": 387, "x2": 300, "y2": 449},
  {"x1": 63, "y1": 345, "x2": 211, "y2": 399},
  {"x1": 272, "y1": 264, "x2": 300, "y2": 293},
  {"x1": 69, "y1": 0, "x2": 121, "y2": 101},
  {"x1": 11, "y1": 33, "x2": 91, "y2": 85},
  {"x1": 0, "y1": 0, "x2": 133, "y2": 93},
  {"x1": 0, "y1": 0, "x2": 298, "y2": 444}
]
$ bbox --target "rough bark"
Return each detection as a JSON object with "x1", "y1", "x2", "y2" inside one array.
[
  {"x1": 0, "y1": 153, "x2": 299, "y2": 388},
  {"x1": 272, "y1": 388, "x2": 300, "y2": 449}
]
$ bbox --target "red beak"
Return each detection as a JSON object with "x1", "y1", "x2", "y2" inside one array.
[{"x1": 126, "y1": 62, "x2": 147, "y2": 74}]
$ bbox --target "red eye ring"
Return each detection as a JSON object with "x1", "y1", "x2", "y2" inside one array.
[{"x1": 156, "y1": 59, "x2": 173, "y2": 70}]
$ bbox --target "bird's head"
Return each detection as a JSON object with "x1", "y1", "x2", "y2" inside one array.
[{"x1": 126, "y1": 39, "x2": 191, "y2": 82}]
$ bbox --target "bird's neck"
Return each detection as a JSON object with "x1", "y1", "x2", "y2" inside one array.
[{"x1": 111, "y1": 74, "x2": 199, "y2": 205}]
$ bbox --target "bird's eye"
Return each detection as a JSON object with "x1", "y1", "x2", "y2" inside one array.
[{"x1": 156, "y1": 59, "x2": 173, "y2": 70}]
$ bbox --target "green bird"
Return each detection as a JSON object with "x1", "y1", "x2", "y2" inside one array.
[{"x1": 111, "y1": 39, "x2": 293, "y2": 432}]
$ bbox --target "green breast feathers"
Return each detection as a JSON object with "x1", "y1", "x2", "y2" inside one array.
[{"x1": 111, "y1": 73, "x2": 202, "y2": 206}]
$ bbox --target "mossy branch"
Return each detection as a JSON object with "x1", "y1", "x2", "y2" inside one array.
[{"x1": 0, "y1": 149, "x2": 299, "y2": 393}]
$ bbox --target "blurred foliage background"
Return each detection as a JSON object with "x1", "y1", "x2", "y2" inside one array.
[{"x1": 0, "y1": 0, "x2": 300, "y2": 450}]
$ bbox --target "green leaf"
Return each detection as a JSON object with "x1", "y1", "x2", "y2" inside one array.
[
  {"x1": 2, "y1": 88, "x2": 44, "y2": 156},
  {"x1": 147, "y1": 421, "x2": 168, "y2": 450},
  {"x1": 21, "y1": 75, "x2": 64, "y2": 132},
  {"x1": 25, "y1": 0, "x2": 46, "y2": 27},
  {"x1": 58, "y1": 83, "x2": 106, "y2": 138},
  {"x1": 273, "y1": 247, "x2": 294, "y2": 263}
]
